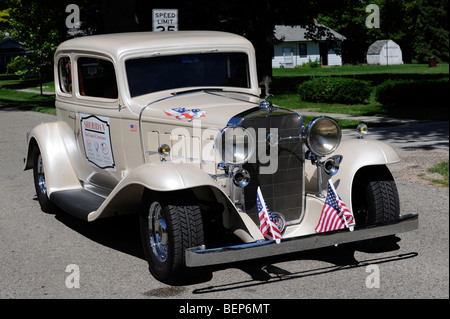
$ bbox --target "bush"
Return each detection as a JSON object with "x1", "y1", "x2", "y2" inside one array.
[
  {"x1": 296, "y1": 58, "x2": 321, "y2": 69},
  {"x1": 297, "y1": 77, "x2": 372, "y2": 104},
  {"x1": 374, "y1": 78, "x2": 449, "y2": 108},
  {"x1": 6, "y1": 56, "x2": 30, "y2": 76}
]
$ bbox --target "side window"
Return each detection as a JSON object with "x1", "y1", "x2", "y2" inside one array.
[
  {"x1": 78, "y1": 57, "x2": 118, "y2": 99},
  {"x1": 58, "y1": 56, "x2": 72, "y2": 94}
]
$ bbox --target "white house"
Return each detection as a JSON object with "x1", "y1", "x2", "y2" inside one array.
[
  {"x1": 367, "y1": 39, "x2": 403, "y2": 65},
  {"x1": 272, "y1": 25, "x2": 346, "y2": 68}
]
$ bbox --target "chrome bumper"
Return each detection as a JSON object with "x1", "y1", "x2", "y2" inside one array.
[{"x1": 186, "y1": 213, "x2": 418, "y2": 267}]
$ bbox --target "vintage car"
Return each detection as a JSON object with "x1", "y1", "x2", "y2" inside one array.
[{"x1": 24, "y1": 31, "x2": 418, "y2": 284}]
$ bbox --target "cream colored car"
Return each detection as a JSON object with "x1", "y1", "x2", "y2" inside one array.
[{"x1": 24, "y1": 31, "x2": 417, "y2": 284}]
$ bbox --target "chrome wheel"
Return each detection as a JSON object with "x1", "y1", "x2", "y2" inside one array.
[
  {"x1": 36, "y1": 154, "x2": 47, "y2": 195},
  {"x1": 32, "y1": 147, "x2": 56, "y2": 213},
  {"x1": 148, "y1": 202, "x2": 169, "y2": 262},
  {"x1": 139, "y1": 190, "x2": 205, "y2": 284}
]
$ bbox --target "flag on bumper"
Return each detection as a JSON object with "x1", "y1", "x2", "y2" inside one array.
[{"x1": 315, "y1": 179, "x2": 355, "y2": 233}]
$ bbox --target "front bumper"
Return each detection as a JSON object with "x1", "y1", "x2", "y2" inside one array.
[{"x1": 185, "y1": 213, "x2": 418, "y2": 267}]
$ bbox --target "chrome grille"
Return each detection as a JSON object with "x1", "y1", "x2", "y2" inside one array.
[{"x1": 240, "y1": 111, "x2": 305, "y2": 225}]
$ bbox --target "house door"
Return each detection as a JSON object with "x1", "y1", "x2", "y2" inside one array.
[
  {"x1": 319, "y1": 43, "x2": 328, "y2": 66},
  {"x1": 283, "y1": 47, "x2": 294, "y2": 67}
]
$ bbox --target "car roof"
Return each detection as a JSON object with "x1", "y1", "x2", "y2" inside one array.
[{"x1": 55, "y1": 31, "x2": 254, "y2": 59}]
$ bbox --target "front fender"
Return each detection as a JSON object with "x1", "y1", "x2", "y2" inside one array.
[
  {"x1": 89, "y1": 162, "x2": 263, "y2": 241},
  {"x1": 89, "y1": 162, "x2": 222, "y2": 221},
  {"x1": 306, "y1": 139, "x2": 400, "y2": 212},
  {"x1": 24, "y1": 121, "x2": 81, "y2": 195}
]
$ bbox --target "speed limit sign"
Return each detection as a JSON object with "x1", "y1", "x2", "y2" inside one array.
[{"x1": 152, "y1": 9, "x2": 178, "y2": 32}]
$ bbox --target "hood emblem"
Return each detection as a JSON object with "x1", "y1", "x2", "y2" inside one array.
[
  {"x1": 259, "y1": 95, "x2": 273, "y2": 114},
  {"x1": 164, "y1": 108, "x2": 206, "y2": 121}
]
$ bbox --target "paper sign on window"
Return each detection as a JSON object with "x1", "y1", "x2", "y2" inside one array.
[{"x1": 80, "y1": 113, "x2": 116, "y2": 171}]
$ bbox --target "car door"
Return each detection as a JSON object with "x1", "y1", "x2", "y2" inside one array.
[{"x1": 73, "y1": 55, "x2": 124, "y2": 191}]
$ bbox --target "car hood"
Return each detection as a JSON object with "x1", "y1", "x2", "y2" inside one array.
[{"x1": 132, "y1": 90, "x2": 263, "y2": 129}]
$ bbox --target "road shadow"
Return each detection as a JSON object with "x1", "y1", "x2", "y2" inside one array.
[
  {"x1": 54, "y1": 210, "x2": 145, "y2": 260},
  {"x1": 366, "y1": 121, "x2": 449, "y2": 150},
  {"x1": 192, "y1": 245, "x2": 418, "y2": 295}
]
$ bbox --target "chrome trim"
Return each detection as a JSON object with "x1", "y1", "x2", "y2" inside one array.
[{"x1": 185, "y1": 213, "x2": 418, "y2": 267}]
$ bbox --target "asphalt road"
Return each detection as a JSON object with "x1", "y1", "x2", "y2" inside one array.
[{"x1": 1, "y1": 108, "x2": 448, "y2": 301}]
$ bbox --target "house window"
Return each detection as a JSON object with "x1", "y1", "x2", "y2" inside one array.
[
  {"x1": 299, "y1": 44, "x2": 307, "y2": 58},
  {"x1": 78, "y1": 57, "x2": 118, "y2": 99},
  {"x1": 58, "y1": 56, "x2": 72, "y2": 94}
]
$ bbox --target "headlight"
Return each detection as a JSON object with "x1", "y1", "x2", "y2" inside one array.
[
  {"x1": 305, "y1": 116, "x2": 341, "y2": 156},
  {"x1": 214, "y1": 126, "x2": 255, "y2": 165}
]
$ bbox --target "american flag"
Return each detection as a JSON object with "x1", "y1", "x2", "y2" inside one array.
[
  {"x1": 257, "y1": 187, "x2": 282, "y2": 241},
  {"x1": 315, "y1": 179, "x2": 355, "y2": 233},
  {"x1": 130, "y1": 124, "x2": 137, "y2": 132}
]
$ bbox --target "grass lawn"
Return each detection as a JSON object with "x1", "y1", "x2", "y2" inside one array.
[
  {"x1": 0, "y1": 76, "x2": 56, "y2": 114},
  {"x1": 273, "y1": 63, "x2": 449, "y2": 77},
  {"x1": 427, "y1": 161, "x2": 449, "y2": 186},
  {"x1": 270, "y1": 63, "x2": 449, "y2": 121},
  {"x1": 0, "y1": 87, "x2": 56, "y2": 114}
]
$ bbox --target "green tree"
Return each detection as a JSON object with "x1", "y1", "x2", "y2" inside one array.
[
  {"x1": 317, "y1": 0, "x2": 376, "y2": 63},
  {"x1": 403, "y1": 0, "x2": 449, "y2": 62},
  {"x1": 7, "y1": 0, "x2": 69, "y2": 79},
  {"x1": 0, "y1": 8, "x2": 11, "y2": 33}
]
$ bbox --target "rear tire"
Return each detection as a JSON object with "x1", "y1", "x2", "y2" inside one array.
[
  {"x1": 32, "y1": 147, "x2": 57, "y2": 213},
  {"x1": 139, "y1": 190, "x2": 204, "y2": 284}
]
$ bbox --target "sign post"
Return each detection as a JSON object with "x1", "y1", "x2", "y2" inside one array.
[{"x1": 152, "y1": 9, "x2": 178, "y2": 32}]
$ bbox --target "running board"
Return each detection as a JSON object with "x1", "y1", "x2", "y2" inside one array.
[
  {"x1": 185, "y1": 213, "x2": 419, "y2": 267},
  {"x1": 50, "y1": 189, "x2": 105, "y2": 221}
]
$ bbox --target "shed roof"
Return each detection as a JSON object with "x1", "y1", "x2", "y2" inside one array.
[
  {"x1": 367, "y1": 39, "x2": 400, "y2": 55},
  {"x1": 274, "y1": 25, "x2": 346, "y2": 42}
]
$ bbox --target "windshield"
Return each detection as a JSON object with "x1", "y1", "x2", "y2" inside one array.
[{"x1": 126, "y1": 52, "x2": 250, "y2": 97}]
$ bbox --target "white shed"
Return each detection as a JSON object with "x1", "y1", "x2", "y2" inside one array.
[{"x1": 367, "y1": 39, "x2": 403, "y2": 65}]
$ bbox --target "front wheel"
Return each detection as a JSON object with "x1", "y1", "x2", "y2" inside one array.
[
  {"x1": 352, "y1": 165, "x2": 400, "y2": 251},
  {"x1": 139, "y1": 190, "x2": 204, "y2": 284}
]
